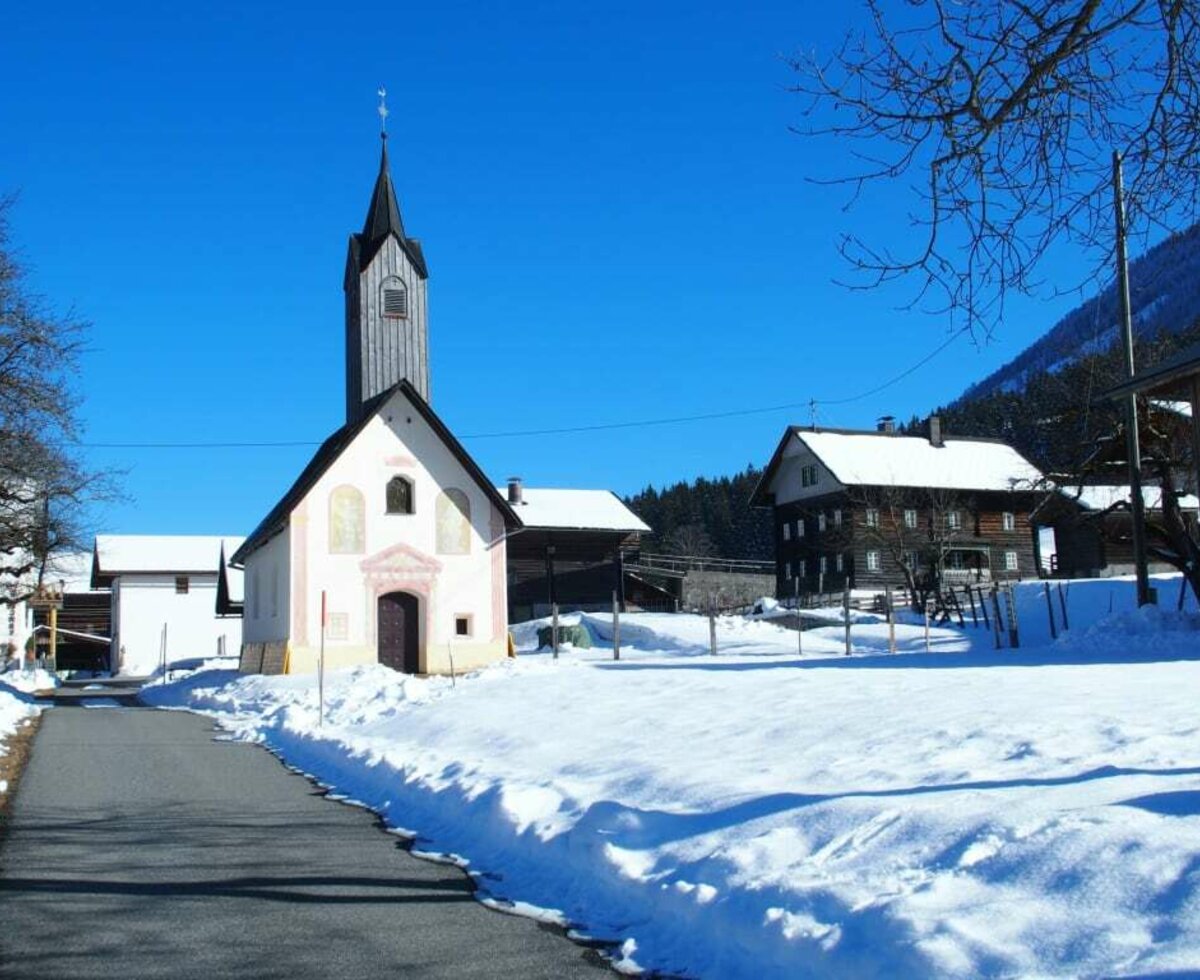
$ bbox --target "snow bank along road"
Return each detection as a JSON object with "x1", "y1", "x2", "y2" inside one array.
[
  {"x1": 143, "y1": 577, "x2": 1200, "y2": 978},
  {"x1": 0, "y1": 703, "x2": 607, "y2": 979}
]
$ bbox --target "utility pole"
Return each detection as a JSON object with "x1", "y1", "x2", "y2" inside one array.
[{"x1": 1112, "y1": 151, "x2": 1152, "y2": 607}]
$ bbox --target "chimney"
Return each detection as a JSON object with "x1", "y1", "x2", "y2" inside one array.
[
  {"x1": 927, "y1": 414, "x2": 944, "y2": 448},
  {"x1": 876, "y1": 415, "x2": 896, "y2": 434},
  {"x1": 506, "y1": 476, "x2": 524, "y2": 505}
]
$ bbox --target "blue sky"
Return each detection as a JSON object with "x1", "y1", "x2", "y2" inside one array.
[{"x1": 2, "y1": 0, "x2": 1096, "y2": 537}]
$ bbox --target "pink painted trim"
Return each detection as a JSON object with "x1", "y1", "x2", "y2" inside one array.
[
  {"x1": 384, "y1": 455, "x2": 418, "y2": 468},
  {"x1": 359, "y1": 541, "x2": 443, "y2": 576}
]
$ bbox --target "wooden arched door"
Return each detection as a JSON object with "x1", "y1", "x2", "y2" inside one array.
[{"x1": 377, "y1": 591, "x2": 420, "y2": 673}]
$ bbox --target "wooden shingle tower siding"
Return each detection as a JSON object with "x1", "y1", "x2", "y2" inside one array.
[{"x1": 344, "y1": 139, "x2": 430, "y2": 423}]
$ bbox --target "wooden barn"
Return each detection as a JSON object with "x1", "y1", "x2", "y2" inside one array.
[{"x1": 500, "y1": 479, "x2": 652, "y2": 622}]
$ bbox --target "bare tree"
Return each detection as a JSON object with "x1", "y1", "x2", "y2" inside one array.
[
  {"x1": 0, "y1": 197, "x2": 118, "y2": 603},
  {"x1": 794, "y1": 1, "x2": 1200, "y2": 337},
  {"x1": 851, "y1": 485, "x2": 969, "y2": 609},
  {"x1": 663, "y1": 523, "x2": 717, "y2": 560}
]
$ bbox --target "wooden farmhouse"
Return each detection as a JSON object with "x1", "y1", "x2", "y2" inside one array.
[
  {"x1": 750, "y1": 418, "x2": 1047, "y2": 596},
  {"x1": 229, "y1": 130, "x2": 648, "y2": 675}
]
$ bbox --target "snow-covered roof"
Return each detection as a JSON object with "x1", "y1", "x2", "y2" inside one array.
[
  {"x1": 501, "y1": 488, "x2": 650, "y2": 533},
  {"x1": 1150, "y1": 398, "x2": 1193, "y2": 419},
  {"x1": 794, "y1": 430, "x2": 1045, "y2": 492},
  {"x1": 93, "y1": 534, "x2": 245, "y2": 585},
  {"x1": 1066, "y1": 485, "x2": 1200, "y2": 513}
]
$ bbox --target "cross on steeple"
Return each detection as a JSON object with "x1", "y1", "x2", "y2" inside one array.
[{"x1": 377, "y1": 86, "x2": 389, "y2": 140}]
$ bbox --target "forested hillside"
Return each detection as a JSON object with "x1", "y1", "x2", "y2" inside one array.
[
  {"x1": 961, "y1": 222, "x2": 1200, "y2": 402},
  {"x1": 624, "y1": 466, "x2": 773, "y2": 560}
]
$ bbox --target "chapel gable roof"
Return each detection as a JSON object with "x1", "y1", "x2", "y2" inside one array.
[
  {"x1": 750, "y1": 426, "x2": 1046, "y2": 507},
  {"x1": 231, "y1": 380, "x2": 518, "y2": 565}
]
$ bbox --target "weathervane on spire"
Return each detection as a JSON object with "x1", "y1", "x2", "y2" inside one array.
[{"x1": 377, "y1": 86, "x2": 389, "y2": 141}]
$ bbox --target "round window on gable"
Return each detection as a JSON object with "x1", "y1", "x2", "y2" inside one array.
[{"x1": 381, "y1": 277, "x2": 408, "y2": 319}]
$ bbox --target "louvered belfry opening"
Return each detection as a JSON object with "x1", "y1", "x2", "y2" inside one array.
[{"x1": 383, "y1": 284, "x2": 408, "y2": 318}]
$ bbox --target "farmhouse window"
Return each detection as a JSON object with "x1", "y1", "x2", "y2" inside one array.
[
  {"x1": 836, "y1": 553, "x2": 844, "y2": 573},
  {"x1": 782, "y1": 522, "x2": 791, "y2": 542},
  {"x1": 386, "y1": 476, "x2": 414, "y2": 515},
  {"x1": 947, "y1": 510, "x2": 961, "y2": 530},
  {"x1": 833, "y1": 509, "x2": 843, "y2": 528},
  {"x1": 797, "y1": 519, "x2": 805, "y2": 538},
  {"x1": 175, "y1": 576, "x2": 189, "y2": 594},
  {"x1": 455, "y1": 615, "x2": 472, "y2": 637},
  {"x1": 906, "y1": 550, "x2": 920, "y2": 570},
  {"x1": 800, "y1": 463, "x2": 819, "y2": 488},
  {"x1": 865, "y1": 508, "x2": 879, "y2": 528},
  {"x1": 866, "y1": 550, "x2": 881, "y2": 572},
  {"x1": 1005, "y1": 551, "x2": 1018, "y2": 572},
  {"x1": 904, "y1": 509, "x2": 918, "y2": 529},
  {"x1": 784, "y1": 560, "x2": 792, "y2": 579},
  {"x1": 818, "y1": 513, "x2": 827, "y2": 533},
  {"x1": 1002, "y1": 511, "x2": 1016, "y2": 531},
  {"x1": 819, "y1": 555, "x2": 828, "y2": 574}
]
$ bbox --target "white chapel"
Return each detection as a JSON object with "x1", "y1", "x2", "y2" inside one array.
[{"x1": 232, "y1": 134, "x2": 521, "y2": 675}]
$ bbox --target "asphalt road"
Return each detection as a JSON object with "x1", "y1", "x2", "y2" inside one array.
[{"x1": 0, "y1": 703, "x2": 609, "y2": 979}]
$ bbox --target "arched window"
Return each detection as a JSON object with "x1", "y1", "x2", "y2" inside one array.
[
  {"x1": 436, "y1": 488, "x2": 471, "y2": 555},
  {"x1": 381, "y1": 276, "x2": 408, "y2": 319},
  {"x1": 386, "y1": 476, "x2": 414, "y2": 514},
  {"x1": 329, "y1": 485, "x2": 366, "y2": 554}
]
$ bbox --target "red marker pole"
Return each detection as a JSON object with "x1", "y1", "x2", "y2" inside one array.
[{"x1": 319, "y1": 590, "x2": 327, "y2": 727}]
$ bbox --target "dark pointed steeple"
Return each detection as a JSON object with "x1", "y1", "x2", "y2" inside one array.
[
  {"x1": 361, "y1": 141, "x2": 405, "y2": 253},
  {"x1": 354, "y1": 139, "x2": 428, "y2": 278}
]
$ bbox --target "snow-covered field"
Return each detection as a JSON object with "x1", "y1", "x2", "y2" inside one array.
[{"x1": 144, "y1": 575, "x2": 1200, "y2": 978}]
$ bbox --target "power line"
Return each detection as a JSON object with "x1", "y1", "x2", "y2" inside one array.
[{"x1": 74, "y1": 327, "x2": 968, "y2": 450}]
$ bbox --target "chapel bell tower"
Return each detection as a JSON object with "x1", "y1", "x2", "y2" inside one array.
[{"x1": 344, "y1": 91, "x2": 430, "y2": 423}]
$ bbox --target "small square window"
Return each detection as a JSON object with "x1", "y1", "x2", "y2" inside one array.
[
  {"x1": 947, "y1": 511, "x2": 961, "y2": 530},
  {"x1": 1002, "y1": 511, "x2": 1016, "y2": 531},
  {"x1": 175, "y1": 576, "x2": 189, "y2": 594},
  {"x1": 455, "y1": 615, "x2": 472, "y2": 637}
]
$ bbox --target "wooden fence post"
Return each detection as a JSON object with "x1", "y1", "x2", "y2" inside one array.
[
  {"x1": 843, "y1": 584, "x2": 852, "y2": 657},
  {"x1": 886, "y1": 586, "x2": 896, "y2": 654},
  {"x1": 1005, "y1": 586, "x2": 1020, "y2": 648},
  {"x1": 552, "y1": 603, "x2": 559, "y2": 660},
  {"x1": 1043, "y1": 582, "x2": 1057, "y2": 641},
  {"x1": 612, "y1": 590, "x2": 620, "y2": 661},
  {"x1": 976, "y1": 586, "x2": 990, "y2": 631},
  {"x1": 795, "y1": 577, "x2": 803, "y2": 657},
  {"x1": 708, "y1": 600, "x2": 718, "y2": 657},
  {"x1": 923, "y1": 604, "x2": 931, "y2": 653},
  {"x1": 990, "y1": 585, "x2": 1005, "y2": 649}
]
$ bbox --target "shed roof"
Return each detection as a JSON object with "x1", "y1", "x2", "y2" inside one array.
[
  {"x1": 500, "y1": 488, "x2": 650, "y2": 533},
  {"x1": 1066, "y1": 484, "x2": 1200, "y2": 513},
  {"x1": 751, "y1": 427, "x2": 1045, "y2": 506},
  {"x1": 92, "y1": 534, "x2": 244, "y2": 588},
  {"x1": 1104, "y1": 339, "x2": 1200, "y2": 400}
]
